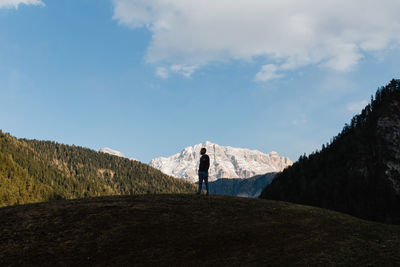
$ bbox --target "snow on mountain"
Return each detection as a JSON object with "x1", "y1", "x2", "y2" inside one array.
[
  {"x1": 99, "y1": 147, "x2": 126, "y2": 158},
  {"x1": 149, "y1": 141, "x2": 292, "y2": 182},
  {"x1": 99, "y1": 147, "x2": 138, "y2": 161}
]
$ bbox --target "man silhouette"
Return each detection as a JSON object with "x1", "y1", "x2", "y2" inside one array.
[{"x1": 197, "y1": 147, "x2": 210, "y2": 195}]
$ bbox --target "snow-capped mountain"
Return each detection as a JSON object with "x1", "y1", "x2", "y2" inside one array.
[
  {"x1": 100, "y1": 147, "x2": 138, "y2": 161},
  {"x1": 99, "y1": 147, "x2": 126, "y2": 157},
  {"x1": 149, "y1": 141, "x2": 292, "y2": 182}
]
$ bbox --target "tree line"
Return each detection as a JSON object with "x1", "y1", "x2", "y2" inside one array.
[{"x1": 0, "y1": 132, "x2": 195, "y2": 207}]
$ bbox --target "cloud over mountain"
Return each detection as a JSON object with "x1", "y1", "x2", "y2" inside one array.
[{"x1": 113, "y1": 0, "x2": 400, "y2": 80}]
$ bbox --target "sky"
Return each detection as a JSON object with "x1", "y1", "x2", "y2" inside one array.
[{"x1": 0, "y1": 0, "x2": 399, "y2": 163}]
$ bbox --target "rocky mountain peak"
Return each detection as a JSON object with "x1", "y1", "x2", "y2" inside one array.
[{"x1": 149, "y1": 142, "x2": 292, "y2": 182}]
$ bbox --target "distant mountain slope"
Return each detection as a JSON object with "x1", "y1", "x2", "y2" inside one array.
[
  {"x1": 0, "y1": 131, "x2": 195, "y2": 207},
  {"x1": 261, "y1": 79, "x2": 400, "y2": 224},
  {"x1": 208, "y1": 173, "x2": 276, "y2": 197},
  {"x1": 99, "y1": 147, "x2": 125, "y2": 158},
  {"x1": 150, "y1": 141, "x2": 292, "y2": 182},
  {"x1": 99, "y1": 147, "x2": 137, "y2": 161},
  {"x1": 1, "y1": 194, "x2": 399, "y2": 266}
]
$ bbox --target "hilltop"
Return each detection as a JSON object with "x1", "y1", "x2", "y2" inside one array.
[
  {"x1": 1, "y1": 194, "x2": 399, "y2": 266},
  {"x1": 261, "y1": 79, "x2": 400, "y2": 224}
]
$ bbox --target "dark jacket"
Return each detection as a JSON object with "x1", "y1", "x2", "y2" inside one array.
[{"x1": 199, "y1": 154, "x2": 210, "y2": 172}]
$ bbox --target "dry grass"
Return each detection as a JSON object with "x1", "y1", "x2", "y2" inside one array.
[{"x1": 1, "y1": 194, "x2": 399, "y2": 266}]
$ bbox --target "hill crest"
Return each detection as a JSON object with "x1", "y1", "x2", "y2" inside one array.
[{"x1": 1, "y1": 194, "x2": 399, "y2": 266}]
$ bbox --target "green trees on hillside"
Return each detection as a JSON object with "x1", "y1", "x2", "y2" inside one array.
[
  {"x1": 0, "y1": 151, "x2": 55, "y2": 206},
  {"x1": 261, "y1": 79, "x2": 400, "y2": 224},
  {"x1": 0, "y1": 131, "x2": 195, "y2": 207}
]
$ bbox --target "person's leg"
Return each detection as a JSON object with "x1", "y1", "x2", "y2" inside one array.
[
  {"x1": 197, "y1": 172, "x2": 203, "y2": 194},
  {"x1": 205, "y1": 173, "x2": 209, "y2": 195}
]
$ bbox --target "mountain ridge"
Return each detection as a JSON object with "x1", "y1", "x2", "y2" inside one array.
[{"x1": 150, "y1": 141, "x2": 292, "y2": 182}]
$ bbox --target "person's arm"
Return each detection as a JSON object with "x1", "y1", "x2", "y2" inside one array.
[
  {"x1": 206, "y1": 155, "x2": 210, "y2": 171},
  {"x1": 198, "y1": 157, "x2": 200, "y2": 172}
]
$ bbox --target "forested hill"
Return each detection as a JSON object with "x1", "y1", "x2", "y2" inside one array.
[
  {"x1": 261, "y1": 79, "x2": 400, "y2": 224},
  {"x1": 0, "y1": 131, "x2": 195, "y2": 207}
]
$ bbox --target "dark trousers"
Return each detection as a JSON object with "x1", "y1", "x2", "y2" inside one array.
[{"x1": 198, "y1": 171, "x2": 209, "y2": 194}]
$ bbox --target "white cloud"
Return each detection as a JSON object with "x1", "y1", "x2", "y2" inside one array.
[
  {"x1": 347, "y1": 100, "x2": 368, "y2": 112},
  {"x1": 323, "y1": 43, "x2": 364, "y2": 71},
  {"x1": 0, "y1": 0, "x2": 45, "y2": 9},
  {"x1": 155, "y1": 64, "x2": 198, "y2": 78},
  {"x1": 255, "y1": 64, "x2": 282, "y2": 82},
  {"x1": 170, "y1": 64, "x2": 197, "y2": 78},
  {"x1": 113, "y1": 0, "x2": 400, "y2": 80},
  {"x1": 155, "y1": 67, "x2": 168, "y2": 78}
]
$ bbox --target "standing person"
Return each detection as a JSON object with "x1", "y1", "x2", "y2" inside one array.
[{"x1": 197, "y1": 147, "x2": 210, "y2": 195}]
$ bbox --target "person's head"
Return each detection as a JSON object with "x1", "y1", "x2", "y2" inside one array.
[{"x1": 200, "y1": 148, "x2": 206, "y2": 155}]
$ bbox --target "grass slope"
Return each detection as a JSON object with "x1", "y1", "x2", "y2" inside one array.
[{"x1": 1, "y1": 194, "x2": 399, "y2": 266}]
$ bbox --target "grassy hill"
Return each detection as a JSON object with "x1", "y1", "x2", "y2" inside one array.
[
  {"x1": 0, "y1": 130, "x2": 196, "y2": 207},
  {"x1": 1, "y1": 194, "x2": 399, "y2": 266}
]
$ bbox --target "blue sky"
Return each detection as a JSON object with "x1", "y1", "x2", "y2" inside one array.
[{"x1": 1, "y1": 0, "x2": 399, "y2": 162}]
